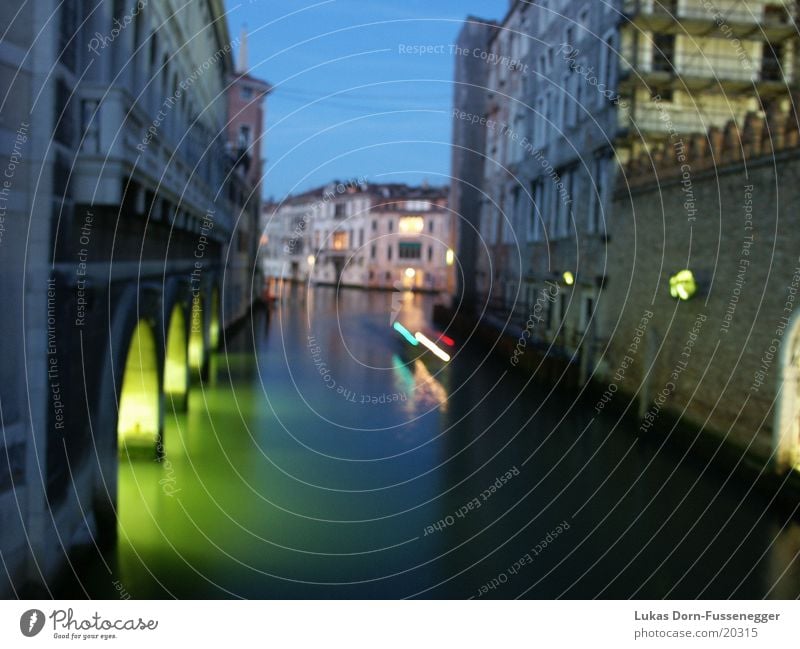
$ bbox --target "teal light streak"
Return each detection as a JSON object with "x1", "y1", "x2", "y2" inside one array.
[{"x1": 393, "y1": 321, "x2": 419, "y2": 346}]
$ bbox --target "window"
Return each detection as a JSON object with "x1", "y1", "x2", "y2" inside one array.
[
  {"x1": 241, "y1": 86, "x2": 253, "y2": 100},
  {"x1": 372, "y1": 219, "x2": 377, "y2": 231},
  {"x1": 334, "y1": 203, "x2": 346, "y2": 218},
  {"x1": 59, "y1": 1, "x2": 78, "y2": 71},
  {"x1": 398, "y1": 242, "x2": 422, "y2": 259},
  {"x1": 762, "y1": 42, "x2": 784, "y2": 81},
  {"x1": 655, "y1": 0, "x2": 678, "y2": 15},
  {"x1": 132, "y1": 8, "x2": 144, "y2": 83},
  {"x1": 535, "y1": 96, "x2": 546, "y2": 146},
  {"x1": 387, "y1": 244, "x2": 393, "y2": 261},
  {"x1": 427, "y1": 246, "x2": 433, "y2": 261},
  {"x1": 559, "y1": 74, "x2": 569, "y2": 130},
  {"x1": 388, "y1": 219, "x2": 394, "y2": 232},
  {"x1": 555, "y1": 168, "x2": 574, "y2": 238},
  {"x1": 566, "y1": 73, "x2": 578, "y2": 126},
  {"x1": 652, "y1": 34, "x2": 675, "y2": 73},
  {"x1": 238, "y1": 125, "x2": 251, "y2": 148},
  {"x1": 54, "y1": 78, "x2": 75, "y2": 146},
  {"x1": 580, "y1": 295, "x2": 595, "y2": 333},
  {"x1": 428, "y1": 220, "x2": 434, "y2": 233},
  {"x1": 543, "y1": 293, "x2": 553, "y2": 331},
  {"x1": 529, "y1": 180, "x2": 543, "y2": 242},
  {"x1": 598, "y1": 31, "x2": 618, "y2": 105},
  {"x1": 578, "y1": 7, "x2": 590, "y2": 38},
  {"x1": 359, "y1": 229, "x2": 364, "y2": 247},
  {"x1": 149, "y1": 31, "x2": 158, "y2": 69},
  {"x1": 589, "y1": 155, "x2": 609, "y2": 234},
  {"x1": 765, "y1": 4, "x2": 791, "y2": 24},
  {"x1": 332, "y1": 231, "x2": 347, "y2": 250},
  {"x1": 370, "y1": 244, "x2": 376, "y2": 259}
]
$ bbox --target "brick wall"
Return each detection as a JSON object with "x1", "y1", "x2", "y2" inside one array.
[{"x1": 600, "y1": 110, "x2": 800, "y2": 468}]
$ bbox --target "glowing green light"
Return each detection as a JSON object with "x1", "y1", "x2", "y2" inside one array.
[
  {"x1": 164, "y1": 305, "x2": 188, "y2": 398},
  {"x1": 563, "y1": 271, "x2": 575, "y2": 286},
  {"x1": 393, "y1": 321, "x2": 419, "y2": 346},
  {"x1": 669, "y1": 269, "x2": 697, "y2": 301},
  {"x1": 189, "y1": 295, "x2": 205, "y2": 371},
  {"x1": 118, "y1": 320, "x2": 160, "y2": 451},
  {"x1": 209, "y1": 288, "x2": 220, "y2": 350}
]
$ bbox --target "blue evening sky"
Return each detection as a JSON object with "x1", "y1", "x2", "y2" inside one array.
[{"x1": 223, "y1": 0, "x2": 507, "y2": 200}]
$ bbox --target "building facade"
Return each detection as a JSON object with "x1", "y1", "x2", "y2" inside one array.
[
  {"x1": 261, "y1": 182, "x2": 453, "y2": 293},
  {"x1": 450, "y1": 17, "x2": 497, "y2": 310},
  {"x1": 601, "y1": 110, "x2": 800, "y2": 473},
  {"x1": 225, "y1": 29, "x2": 271, "y2": 324},
  {"x1": 0, "y1": 0, "x2": 244, "y2": 594},
  {"x1": 459, "y1": 0, "x2": 799, "y2": 376}
]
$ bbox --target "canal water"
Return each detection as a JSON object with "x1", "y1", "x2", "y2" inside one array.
[{"x1": 67, "y1": 286, "x2": 800, "y2": 598}]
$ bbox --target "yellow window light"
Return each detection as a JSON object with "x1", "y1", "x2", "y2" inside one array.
[
  {"x1": 399, "y1": 216, "x2": 424, "y2": 234},
  {"x1": 562, "y1": 271, "x2": 575, "y2": 286},
  {"x1": 446, "y1": 249, "x2": 455, "y2": 266},
  {"x1": 404, "y1": 267, "x2": 416, "y2": 279}
]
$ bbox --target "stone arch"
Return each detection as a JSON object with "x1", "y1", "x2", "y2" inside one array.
[
  {"x1": 774, "y1": 312, "x2": 800, "y2": 471},
  {"x1": 163, "y1": 302, "x2": 189, "y2": 411},
  {"x1": 117, "y1": 319, "x2": 161, "y2": 456},
  {"x1": 90, "y1": 284, "x2": 165, "y2": 547}
]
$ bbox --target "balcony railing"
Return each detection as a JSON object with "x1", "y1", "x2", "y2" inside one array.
[
  {"x1": 619, "y1": 49, "x2": 793, "y2": 85},
  {"x1": 622, "y1": 0, "x2": 796, "y2": 25},
  {"x1": 618, "y1": 101, "x2": 752, "y2": 137}
]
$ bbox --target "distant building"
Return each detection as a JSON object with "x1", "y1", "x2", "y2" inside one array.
[{"x1": 261, "y1": 182, "x2": 453, "y2": 293}]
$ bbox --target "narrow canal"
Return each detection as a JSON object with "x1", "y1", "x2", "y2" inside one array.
[{"x1": 66, "y1": 286, "x2": 800, "y2": 598}]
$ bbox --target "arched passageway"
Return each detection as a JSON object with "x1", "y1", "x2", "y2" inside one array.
[
  {"x1": 209, "y1": 287, "x2": 220, "y2": 350},
  {"x1": 117, "y1": 320, "x2": 161, "y2": 455},
  {"x1": 163, "y1": 304, "x2": 188, "y2": 409},
  {"x1": 188, "y1": 294, "x2": 205, "y2": 373},
  {"x1": 776, "y1": 315, "x2": 800, "y2": 471}
]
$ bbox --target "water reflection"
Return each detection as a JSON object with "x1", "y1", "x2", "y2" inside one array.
[{"x1": 60, "y1": 288, "x2": 800, "y2": 599}]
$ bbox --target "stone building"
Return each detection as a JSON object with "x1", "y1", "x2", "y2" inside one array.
[
  {"x1": 261, "y1": 182, "x2": 453, "y2": 293},
  {"x1": 353, "y1": 184, "x2": 453, "y2": 292},
  {"x1": 455, "y1": 0, "x2": 799, "y2": 379},
  {"x1": 600, "y1": 108, "x2": 800, "y2": 472},
  {"x1": 0, "y1": 0, "x2": 245, "y2": 594},
  {"x1": 450, "y1": 17, "x2": 497, "y2": 310}
]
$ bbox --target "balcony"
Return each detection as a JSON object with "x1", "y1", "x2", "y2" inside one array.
[
  {"x1": 622, "y1": 0, "x2": 797, "y2": 40},
  {"x1": 618, "y1": 45, "x2": 793, "y2": 94}
]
